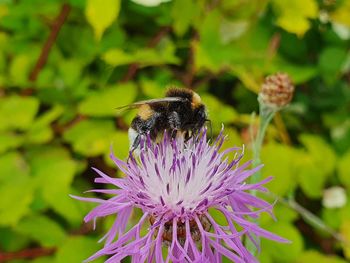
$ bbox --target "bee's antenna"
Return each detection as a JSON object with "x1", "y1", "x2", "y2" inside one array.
[{"x1": 205, "y1": 119, "x2": 212, "y2": 140}]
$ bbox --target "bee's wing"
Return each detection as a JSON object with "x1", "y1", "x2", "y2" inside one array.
[{"x1": 116, "y1": 97, "x2": 186, "y2": 111}]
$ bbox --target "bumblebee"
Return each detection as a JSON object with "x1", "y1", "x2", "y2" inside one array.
[{"x1": 118, "y1": 87, "x2": 208, "y2": 150}]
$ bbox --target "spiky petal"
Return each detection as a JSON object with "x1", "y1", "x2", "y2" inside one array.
[{"x1": 73, "y1": 129, "x2": 289, "y2": 262}]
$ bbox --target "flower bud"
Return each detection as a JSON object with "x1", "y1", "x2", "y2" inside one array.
[{"x1": 259, "y1": 73, "x2": 294, "y2": 110}]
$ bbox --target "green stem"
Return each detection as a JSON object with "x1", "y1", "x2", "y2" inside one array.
[
  {"x1": 245, "y1": 100, "x2": 345, "y2": 255},
  {"x1": 246, "y1": 104, "x2": 276, "y2": 255},
  {"x1": 251, "y1": 105, "x2": 276, "y2": 184}
]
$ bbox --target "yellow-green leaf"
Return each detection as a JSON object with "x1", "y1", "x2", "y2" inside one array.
[
  {"x1": 298, "y1": 250, "x2": 347, "y2": 263},
  {"x1": 0, "y1": 96, "x2": 39, "y2": 131},
  {"x1": 261, "y1": 222, "x2": 303, "y2": 262},
  {"x1": 63, "y1": 119, "x2": 116, "y2": 157},
  {"x1": 261, "y1": 143, "x2": 297, "y2": 196},
  {"x1": 295, "y1": 135, "x2": 336, "y2": 198},
  {"x1": 54, "y1": 236, "x2": 104, "y2": 263},
  {"x1": 272, "y1": 0, "x2": 318, "y2": 36},
  {"x1": 78, "y1": 83, "x2": 137, "y2": 117},
  {"x1": 102, "y1": 49, "x2": 133, "y2": 67},
  {"x1": 330, "y1": 0, "x2": 350, "y2": 27},
  {"x1": 340, "y1": 220, "x2": 350, "y2": 259},
  {"x1": 337, "y1": 150, "x2": 350, "y2": 189},
  {"x1": 9, "y1": 54, "x2": 32, "y2": 86},
  {"x1": 16, "y1": 215, "x2": 66, "y2": 247},
  {"x1": 105, "y1": 131, "x2": 130, "y2": 164},
  {"x1": 85, "y1": 0, "x2": 120, "y2": 40}
]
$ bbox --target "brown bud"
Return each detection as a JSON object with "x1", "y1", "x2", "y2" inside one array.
[{"x1": 259, "y1": 73, "x2": 294, "y2": 109}]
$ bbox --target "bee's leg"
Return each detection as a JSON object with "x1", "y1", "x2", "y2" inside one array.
[
  {"x1": 131, "y1": 134, "x2": 141, "y2": 152},
  {"x1": 168, "y1": 111, "x2": 181, "y2": 138},
  {"x1": 128, "y1": 128, "x2": 140, "y2": 150},
  {"x1": 205, "y1": 119, "x2": 212, "y2": 141},
  {"x1": 128, "y1": 128, "x2": 143, "y2": 163},
  {"x1": 128, "y1": 134, "x2": 145, "y2": 162},
  {"x1": 184, "y1": 130, "x2": 192, "y2": 142}
]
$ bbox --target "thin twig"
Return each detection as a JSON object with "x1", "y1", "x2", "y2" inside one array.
[
  {"x1": 121, "y1": 26, "x2": 172, "y2": 82},
  {"x1": 0, "y1": 247, "x2": 56, "y2": 262},
  {"x1": 266, "y1": 192, "x2": 346, "y2": 244},
  {"x1": 267, "y1": 33, "x2": 281, "y2": 60},
  {"x1": 29, "y1": 3, "x2": 71, "y2": 82},
  {"x1": 183, "y1": 32, "x2": 199, "y2": 88}
]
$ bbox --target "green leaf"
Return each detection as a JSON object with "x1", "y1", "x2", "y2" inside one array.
[
  {"x1": 303, "y1": 135, "x2": 336, "y2": 176},
  {"x1": 57, "y1": 24, "x2": 98, "y2": 64},
  {"x1": 102, "y1": 49, "x2": 133, "y2": 67},
  {"x1": 273, "y1": 58, "x2": 318, "y2": 84},
  {"x1": 9, "y1": 54, "x2": 32, "y2": 86},
  {"x1": 102, "y1": 44, "x2": 179, "y2": 67},
  {"x1": 24, "y1": 105, "x2": 64, "y2": 144},
  {"x1": 272, "y1": 0, "x2": 318, "y2": 36},
  {"x1": 105, "y1": 130, "x2": 130, "y2": 165},
  {"x1": 28, "y1": 146, "x2": 77, "y2": 187},
  {"x1": 260, "y1": 202, "x2": 298, "y2": 225},
  {"x1": 220, "y1": 19, "x2": 249, "y2": 44},
  {"x1": 27, "y1": 146, "x2": 82, "y2": 224},
  {"x1": 85, "y1": 0, "x2": 120, "y2": 40},
  {"x1": 0, "y1": 227, "x2": 30, "y2": 252},
  {"x1": 319, "y1": 47, "x2": 347, "y2": 84},
  {"x1": 196, "y1": 11, "x2": 270, "y2": 73},
  {"x1": 330, "y1": 119, "x2": 350, "y2": 154},
  {"x1": 261, "y1": 222, "x2": 304, "y2": 262},
  {"x1": 171, "y1": 0, "x2": 196, "y2": 36},
  {"x1": 78, "y1": 83, "x2": 137, "y2": 116},
  {"x1": 30, "y1": 190, "x2": 49, "y2": 212},
  {"x1": 0, "y1": 50, "x2": 5, "y2": 73},
  {"x1": 221, "y1": 128, "x2": 250, "y2": 164},
  {"x1": 0, "y1": 151, "x2": 30, "y2": 184},
  {"x1": 0, "y1": 174, "x2": 34, "y2": 226},
  {"x1": 337, "y1": 150, "x2": 350, "y2": 189},
  {"x1": 322, "y1": 202, "x2": 350, "y2": 230},
  {"x1": 32, "y1": 257, "x2": 55, "y2": 263},
  {"x1": 68, "y1": 0, "x2": 86, "y2": 8},
  {"x1": 340, "y1": 220, "x2": 350, "y2": 259},
  {"x1": 135, "y1": 43, "x2": 180, "y2": 66},
  {"x1": 50, "y1": 186, "x2": 93, "y2": 227},
  {"x1": 140, "y1": 78, "x2": 168, "y2": 98},
  {"x1": 63, "y1": 119, "x2": 116, "y2": 156},
  {"x1": 195, "y1": 11, "x2": 227, "y2": 72},
  {"x1": 208, "y1": 208, "x2": 228, "y2": 226},
  {"x1": 0, "y1": 96, "x2": 39, "y2": 131},
  {"x1": 0, "y1": 132, "x2": 23, "y2": 154},
  {"x1": 16, "y1": 215, "x2": 66, "y2": 247},
  {"x1": 330, "y1": 0, "x2": 350, "y2": 27},
  {"x1": 201, "y1": 94, "x2": 238, "y2": 133},
  {"x1": 296, "y1": 152, "x2": 325, "y2": 198},
  {"x1": 261, "y1": 143, "x2": 297, "y2": 196},
  {"x1": 54, "y1": 236, "x2": 104, "y2": 263},
  {"x1": 298, "y1": 250, "x2": 347, "y2": 263},
  {"x1": 57, "y1": 59, "x2": 84, "y2": 87},
  {"x1": 0, "y1": 4, "x2": 8, "y2": 21},
  {"x1": 296, "y1": 134, "x2": 337, "y2": 198}
]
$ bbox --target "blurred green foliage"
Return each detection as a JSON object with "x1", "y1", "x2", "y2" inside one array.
[{"x1": 0, "y1": 0, "x2": 349, "y2": 262}]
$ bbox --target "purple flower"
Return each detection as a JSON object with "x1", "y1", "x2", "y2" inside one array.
[{"x1": 73, "y1": 129, "x2": 289, "y2": 263}]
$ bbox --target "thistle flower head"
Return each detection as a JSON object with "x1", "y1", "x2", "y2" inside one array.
[
  {"x1": 73, "y1": 129, "x2": 289, "y2": 263},
  {"x1": 258, "y1": 72, "x2": 294, "y2": 110}
]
